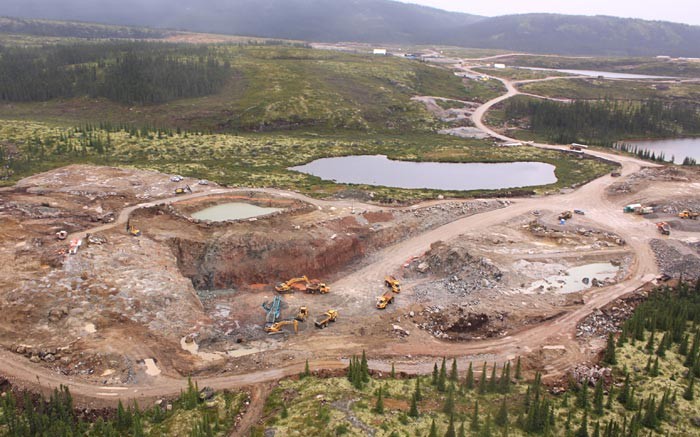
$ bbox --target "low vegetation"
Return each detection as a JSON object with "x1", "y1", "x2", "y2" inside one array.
[
  {"x1": 0, "y1": 120, "x2": 613, "y2": 200},
  {"x1": 0, "y1": 378, "x2": 247, "y2": 436},
  {"x1": 472, "y1": 67, "x2": 571, "y2": 82},
  {"x1": 460, "y1": 78, "x2": 506, "y2": 103}
]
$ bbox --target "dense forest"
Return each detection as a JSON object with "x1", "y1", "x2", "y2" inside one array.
[
  {"x1": 0, "y1": 42, "x2": 231, "y2": 104},
  {"x1": 0, "y1": 16, "x2": 166, "y2": 39},
  {"x1": 504, "y1": 98, "x2": 700, "y2": 145}
]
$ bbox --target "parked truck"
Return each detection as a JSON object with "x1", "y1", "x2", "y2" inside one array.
[
  {"x1": 376, "y1": 291, "x2": 395, "y2": 309},
  {"x1": 679, "y1": 210, "x2": 699, "y2": 220},
  {"x1": 314, "y1": 310, "x2": 338, "y2": 328}
]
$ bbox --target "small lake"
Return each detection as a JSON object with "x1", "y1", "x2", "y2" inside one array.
[
  {"x1": 529, "y1": 262, "x2": 620, "y2": 294},
  {"x1": 520, "y1": 67, "x2": 675, "y2": 80},
  {"x1": 621, "y1": 138, "x2": 700, "y2": 164},
  {"x1": 289, "y1": 155, "x2": 557, "y2": 190},
  {"x1": 191, "y1": 202, "x2": 282, "y2": 221}
]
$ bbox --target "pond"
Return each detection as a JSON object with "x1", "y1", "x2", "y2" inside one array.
[
  {"x1": 191, "y1": 202, "x2": 282, "y2": 221},
  {"x1": 520, "y1": 67, "x2": 675, "y2": 80},
  {"x1": 528, "y1": 262, "x2": 620, "y2": 294},
  {"x1": 621, "y1": 138, "x2": 700, "y2": 164},
  {"x1": 289, "y1": 155, "x2": 557, "y2": 191}
]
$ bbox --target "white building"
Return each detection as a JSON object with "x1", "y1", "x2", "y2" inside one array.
[
  {"x1": 373, "y1": 49, "x2": 387, "y2": 55},
  {"x1": 494, "y1": 63, "x2": 506, "y2": 69}
]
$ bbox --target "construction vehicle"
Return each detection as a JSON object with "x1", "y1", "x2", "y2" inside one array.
[
  {"x1": 610, "y1": 171, "x2": 622, "y2": 177},
  {"x1": 306, "y1": 280, "x2": 331, "y2": 294},
  {"x1": 174, "y1": 185, "x2": 192, "y2": 195},
  {"x1": 574, "y1": 209, "x2": 585, "y2": 215},
  {"x1": 679, "y1": 210, "x2": 699, "y2": 220},
  {"x1": 264, "y1": 319, "x2": 298, "y2": 334},
  {"x1": 314, "y1": 309, "x2": 338, "y2": 328},
  {"x1": 262, "y1": 296, "x2": 283, "y2": 324},
  {"x1": 68, "y1": 239, "x2": 82, "y2": 255},
  {"x1": 128, "y1": 225, "x2": 141, "y2": 236},
  {"x1": 635, "y1": 206, "x2": 654, "y2": 215},
  {"x1": 275, "y1": 276, "x2": 309, "y2": 293},
  {"x1": 55, "y1": 230, "x2": 68, "y2": 240},
  {"x1": 376, "y1": 291, "x2": 395, "y2": 309},
  {"x1": 384, "y1": 276, "x2": 401, "y2": 293},
  {"x1": 559, "y1": 211, "x2": 573, "y2": 220},
  {"x1": 623, "y1": 204, "x2": 642, "y2": 213},
  {"x1": 295, "y1": 306, "x2": 309, "y2": 322},
  {"x1": 656, "y1": 222, "x2": 671, "y2": 236}
]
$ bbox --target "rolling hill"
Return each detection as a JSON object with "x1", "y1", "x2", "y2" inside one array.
[{"x1": 1, "y1": 0, "x2": 699, "y2": 56}]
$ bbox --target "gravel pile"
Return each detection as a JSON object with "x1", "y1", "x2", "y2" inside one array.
[{"x1": 650, "y1": 239, "x2": 700, "y2": 280}]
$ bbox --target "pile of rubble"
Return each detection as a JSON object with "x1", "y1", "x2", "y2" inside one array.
[
  {"x1": 576, "y1": 291, "x2": 646, "y2": 338},
  {"x1": 650, "y1": 239, "x2": 700, "y2": 280},
  {"x1": 528, "y1": 220, "x2": 625, "y2": 247},
  {"x1": 409, "y1": 241, "x2": 503, "y2": 300},
  {"x1": 571, "y1": 364, "x2": 612, "y2": 386},
  {"x1": 408, "y1": 304, "x2": 505, "y2": 340}
]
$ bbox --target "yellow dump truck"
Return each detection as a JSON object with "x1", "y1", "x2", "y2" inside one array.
[
  {"x1": 376, "y1": 291, "x2": 395, "y2": 309},
  {"x1": 384, "y1": 276, "x2": 401, "y2": 293},
  {"x1": 314, "y1": 310, "x2": 338, "y2": 328}
]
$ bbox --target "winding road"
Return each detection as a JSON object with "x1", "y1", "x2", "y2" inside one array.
[{"x1": 0, "y1": 62, "x2": 667, "y2": 412}]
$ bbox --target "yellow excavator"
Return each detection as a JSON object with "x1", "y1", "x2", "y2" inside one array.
[
  {"x1": 174, "y1": 185, "x2": 192, "y2": 195},
  {"x1": 275, "y1": 276, "x2": 309, "y2": 293},
  {"x1": 264, "y1": 319, "x2": 299, "y2": 334},
  {"x1": 126, "y1": 220, "x2": 141, "y2": 236}
]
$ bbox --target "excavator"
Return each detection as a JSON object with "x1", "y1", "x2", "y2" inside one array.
[
  {"x1": 679, "y1": 210, "x2": 699, "y2": 220},
  {"x1": 295, "y1": 306, "x2": 309, "y2": 322},
  {"x1": 384, "y1": 276, "x2": 401, "y2": 293},
  {"x1": 315, "y1": 310, "x2": 338, "y2": 328},
  {"x1": 126, "y1": 220, "x2": 141, "y2": 236},
  {"x1": 376, "y1": 291, "x2": 395, "y2": 309},
  {"x1": 174, "y1": 185, "x2": 192, "y2": 195},
  {"x1": 275, "y1": 276, "x2": 309, "y2": 293},
  {"x1": 264, "y1": 319, "x2": 298, "y2": 334},
  {"x1": 558, "y1": 211, "x2": 573, "y2": 220}
]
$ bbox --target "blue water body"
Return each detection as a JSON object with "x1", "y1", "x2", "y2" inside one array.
[
  {"x1": 621, "y1": 138, "x2": 700, "y2": 164},
  {"x1": 289, "y1": 155, "x2": 557, "y2": 191}
]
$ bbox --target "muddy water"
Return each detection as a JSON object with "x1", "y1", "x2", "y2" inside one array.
[
  {"x1": 621, "y1": 138, "x2": 700, "y2": 164},
  {"x1": 290, "y1": 155, "x2": 557, "y2": 190},
  {"x1": 529, "y1": 262, "x2": 620, "y2": 294},
  {"x1": 191, "y1": 202, "x2": 282, "y2": 221}
]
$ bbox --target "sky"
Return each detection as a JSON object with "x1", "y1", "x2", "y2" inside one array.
[{"x1": 403, "y1": 0, "x2": 700, "y2": 26}]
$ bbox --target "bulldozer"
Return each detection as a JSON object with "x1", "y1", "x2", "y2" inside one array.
[
  {"x1": 384, "y1": 276, "x2": 401, "y2": 293},
  {"x1": 376, "y1": 291, "x2": 395, "y2": 309},
  {"x1": 295, "y1": 306, "x2": 309, "y2": 322},
  {"x1": 679, "y1": 210, "x2": 699, "y2": 220},
  {"x1": 174, "y1": 185, "x2": 192, "y2": 195},
  {"x1": 558, "y1": 211, "x2": 573, "y2": 220},
  {"x1": 264, "y1": 319, "x2": 298, "y2": 334},
  {"x1": 314, "y1": 309, "x2": 338, "y2": 329},
  {"x1": 275, "y1": 276, "x2": 309, "y2": 293},
  {"x1": 656, "y1": 222, "x2": 671, "y2": 236}
]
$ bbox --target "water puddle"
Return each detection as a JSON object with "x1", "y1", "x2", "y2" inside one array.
[
  {"x1": 180, "y1": 336, "x2": 223, "y2": 362},
  {"x1": 528, "y1": 262, "x2": 620, "y2": 294},
  {"x1": 290, "y1": 155, "x2": 557, "y2": 190},
  {"x1": 191, "y1": 202, "x2": 282, "y2": 222}
]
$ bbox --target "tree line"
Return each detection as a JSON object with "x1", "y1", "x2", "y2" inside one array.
[
  {"x1": 504, "y1": 97, "x2": 700, "y2": 146},
  {"x1": 0, "y1": 42, "x2": 231, "y2": 104}
]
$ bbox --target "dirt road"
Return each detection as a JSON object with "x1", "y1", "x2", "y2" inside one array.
[{"x1": 0, "y1": 66, "x2": 667, "y2": 408}]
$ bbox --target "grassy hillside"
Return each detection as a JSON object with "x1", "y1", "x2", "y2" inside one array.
[
  {"x1": 519, "y1": 78, "x2": 700, "y2": 102},
  {"x1": 0, "y1": 44, "x2": 468, "y2": 133}
]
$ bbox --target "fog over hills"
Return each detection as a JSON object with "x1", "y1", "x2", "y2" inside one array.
[{"x1": 1, "y1": 0, "x2": 699, "y2": 56}]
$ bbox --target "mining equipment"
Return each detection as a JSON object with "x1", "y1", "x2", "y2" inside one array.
[
  {"x1": 656, "y1": 222, "x2": 671, "y2": 235},
  {"x1": 384, "y1": 275, "x2": 401, "y2": 293},
  {"x1": 264, "y1": 319, "x2": 298, "y2": 334},
  {"x1": 679, "y1": 210, "x2": 699, "y2": 220},
  {"x1": 295, "y1": 306, "x2": 309, "y2": 322},
  {"x1": 376, "y1": 291, "x2": 395, "y2": 309},
  {"x1": 314, "y1": 310, "x2": 338, "y2": 328}
]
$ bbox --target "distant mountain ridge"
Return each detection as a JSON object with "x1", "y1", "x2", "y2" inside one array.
[{"x1": 1, "y1": 0, "x2": 699, "y2": 57}]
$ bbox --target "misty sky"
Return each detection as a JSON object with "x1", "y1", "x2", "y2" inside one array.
[{"x1": 404, "y1": 0, "x2": 700, "y2": 26}]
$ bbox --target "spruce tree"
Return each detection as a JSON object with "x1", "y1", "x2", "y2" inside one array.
[
  {"x1": 684, "y1": 377, "x2": 695, "y2": 401},
  {"x1": 495, "y1": 397, "x2": 508, "y2": 427},
  {"x1": 606, "y1": 385, "x2": 614, "y2": 410},
  {"x1": 458, "y1": 421, "x2": 466, "y2": 437},
  {"x1": 443, "y1": 386, "x2": 455, "y2": 415},
  {"x1": 602, "y1": 333, "x2": 617, "y2": 365},
  {"x1": 466, "y1": 363, "x2": 475, "y2": 390},
  {"x1": 432, "y1": 363, "x2": 439, "y2": 386},
  {"x1": 576, "y1": 411, "x2": 589, "y2": 437},
  {"x1": 478, "y1": 362, "x2": 488, "y2": 394},
  {"x1": 471, "y1": 400, "x2": 480, "y2": 432},
  {"x1": 391, "y1": 363, "x2": 396, "y2": 379},
  {"x1": 445, "y1": 414, "x2": 456, "y2": 437},
  {"x1": 618, "y1": 373, "x2": 631, "y2": 405},
  {"x1": 361, "y1": 350, "x2": 369, "y2": 383},
  {"x1": 303, "y1": 359, "x2": 310, "y2": 378},
  {"x1": 429, "y1": 419, "x2": 438, "y2": 437},
  {"x1": 650, "y1": 357, "x2": 659, "y2": 377},
  {"x1": 438, "y1": 357, "x2": 448, "y2": 392},
  {"x1": 415, "y1": 377, "x2": 423, "y2": 401},
  {"x1": 488, "y1": 363, "x2": 498, "y2": 393},
  {"x1": 515, "y1": 357, "x2": 522, "y2": 380},
  {"x1": 593, "y1": 379, "x2": 604, "y2": 416},
  {"x1": 374, "y1": 385, "x2": 384, "y2": 414},
  {"x1": 577, "y1": 381, "x2": 589, "y2": 411},
  {"x1": 409, "y1": 393, "x2": 419, "y2": 418},
  {"x1": 450, "y1": 358, "x2": 459, "y2": 383}
]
